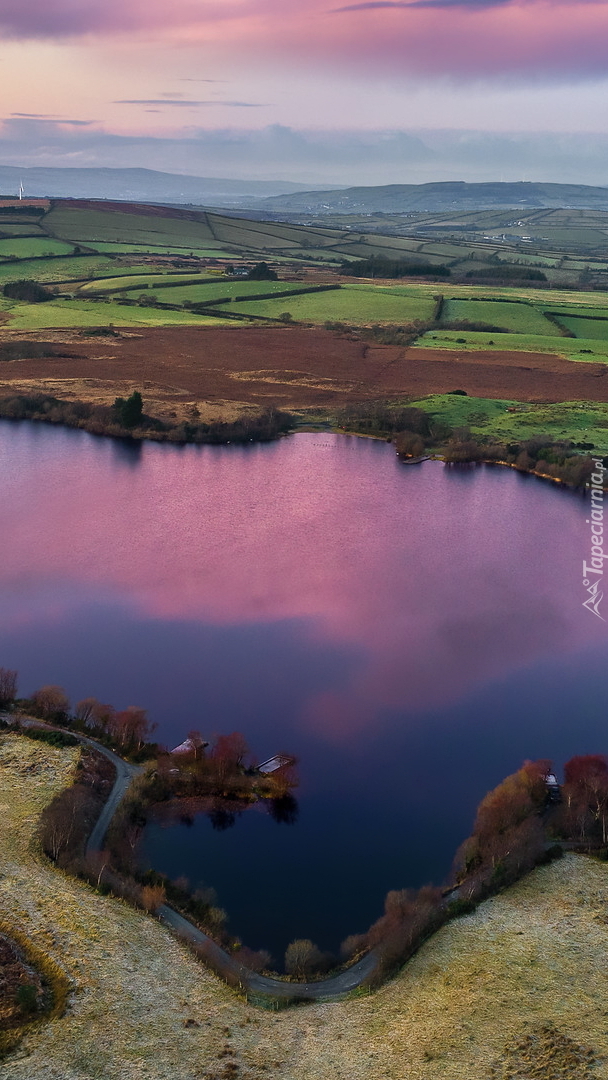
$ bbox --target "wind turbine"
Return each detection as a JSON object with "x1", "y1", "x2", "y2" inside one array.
[{"x1": 18, "y1": 182, "x2": 24, "y2": 201}]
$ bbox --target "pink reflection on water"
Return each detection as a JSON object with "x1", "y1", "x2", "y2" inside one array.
[{"x1": 0, "y1": 428, "x2": 602, "y2": 735}]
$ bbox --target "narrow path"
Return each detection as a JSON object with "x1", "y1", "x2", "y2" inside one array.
[
  {"x1": 5, "y1": 716, "x2": 379, "y2": 1002},
  {"x1": 158, "y1": 906, "x2": 378, "y2": 1001},
  {"x1": 81, "y1": 738, "x2": 142, "y2": 855}
]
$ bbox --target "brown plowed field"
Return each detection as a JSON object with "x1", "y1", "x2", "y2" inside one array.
[{"x1": 0, "y1": 325, "x2": 607, "y2": 422}]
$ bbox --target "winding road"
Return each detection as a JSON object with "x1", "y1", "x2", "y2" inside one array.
[{"x1": 7, "y1": 718, "x2": 379, "y2": 1002}]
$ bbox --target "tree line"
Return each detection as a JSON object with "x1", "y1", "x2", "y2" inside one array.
[
  {"x1": 0, "y1": 392, "x2": 294, "y2": 446},
  {"x1": 341, "y1": 256, "x2": 451, "y2": 279}
]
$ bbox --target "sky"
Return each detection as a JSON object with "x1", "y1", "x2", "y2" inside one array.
[{"x1": 1, "y1": 0, "x2": 608, "y2": 184}]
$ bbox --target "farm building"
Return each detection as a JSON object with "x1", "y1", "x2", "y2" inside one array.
[{"x1": 257, "y1": 754, "x2": 295, "y2": 775}]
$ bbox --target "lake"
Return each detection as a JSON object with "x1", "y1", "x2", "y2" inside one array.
[{"x1": 1, "y1": 420, "x2": 606, "y2": 965}]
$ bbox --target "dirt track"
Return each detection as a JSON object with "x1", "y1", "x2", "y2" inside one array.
[{"x1": 0, "y1": 325, "x2": 607, "y2": 420}]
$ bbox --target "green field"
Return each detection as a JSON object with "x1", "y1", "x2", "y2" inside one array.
[
  {"x1": 419, "y1": 329, "x2": 608, "y2": 361},
  {"x1": 0, "y1": 224, "x2": 47, "y2": 237},
  {"x1": 554, "y1": 315, "x2": 608, "y2": 340},
  {"x1": 84, "y1": 242, "x2": 238, "y2": 258},
  {"x1": 147, "y1": 280, "x2": 328, "y2": 305},
  {"x1": 0, "y1": 297, "x2": 228, "y2": 329},
  {"x1": 230, "y1": 283, "x2": 437, "y2": 323},
  {"x1": 0, "y1": 254, "x2": 119, "y2": 284},
  {"x1": 1, "y1": 198, "x2": 608, "y2": 347},
  {"x1": 440, "y1": 298, "x2": 561, "y2": 335},
  {"x1": 407, "y1": 393, "x2": 608, "y2": 451},
  {"x1": 0, "y1": 236, "x2": 76, "y2": 259},
  {"x1": 77, "y1": 272, "x2": 215, "y2": 295}
]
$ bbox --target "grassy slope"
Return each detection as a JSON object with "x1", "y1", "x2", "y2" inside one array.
[
  {"x1": 146, "y1": 280, "x2": 321, "y2": 304},
  {"x1": 230, "y1": 284, "x2": 436, "y2": 322},
  {"x1": 0, "y1": 299, "x2": 229, "y2": 329},
  {"x1": 0, "y1": 238, "x2": 75, "y2": 259},
  {"x1": 2, "y1": 733, "x2": 608, "y2": 1080},
  {"x1": 418, "y1": 329, "x2": 608, "y2": 361},
  {"x1": 558, "y1": 316, "x2": 608, "y2": 340},
  {"x1": 440, "y1": 298, "x2": 561, "y2": 335},
  {"x1": 77, "y1": 273, "x2": 216, "y2": 295},
  {"x1": 406, "y1": 394, "x2": 608, "y2": 451},
  {"x1": 0, "y1": 255, "x2": 120, "y2": 285}
]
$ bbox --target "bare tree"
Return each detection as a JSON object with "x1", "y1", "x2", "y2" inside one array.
[
  {"x1": 31, "y1": 684, "x2": 70, "y2": 719},
  {"x1": 39, "y1": 785, "x2": 88, "y2": 861},
  {"x1": 85, "y1": 848, "x2": 111, "y2": 888},
  {"x1": 0, "y1": 667, "x2": 17, "y2": 708},
  {"x1": 74, "y1": 697, "x2": 98, "y2": 725},
  {"x1": 90, "y1": 701, "x2": 116, "y2": 735},
  {"x1": 209, "y1": 732, "x2": 249, "y2": 784},
  {"x1": 284, "y1": 939, "x2": 324, "y2": 979},
  {"x1": 564, "y1": 755, "x2": 608, "y2": 843},
  {"x1": 111, "y1": 706, "x2": 154, "y2": 750}
]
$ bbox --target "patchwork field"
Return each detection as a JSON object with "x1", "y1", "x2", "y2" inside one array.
[
  {"x1": 1, "y1": 198, "x2": 608, "y2": 441},
  {"x1": 2, "y1": 733, "x2": 608, "y2": 1080}
]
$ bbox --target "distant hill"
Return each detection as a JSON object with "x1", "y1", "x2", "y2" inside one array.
[
  {"x1": 0, "y1": 166, "x2": 335, "y2": 207},
  {"x1": 257, "y1": 181, "x2": 608, "y2": 214}
]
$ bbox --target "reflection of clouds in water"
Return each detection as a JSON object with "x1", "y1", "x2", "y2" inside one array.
[{"x1": 0, "y1": 428, "x2": 601, "y2": 737}]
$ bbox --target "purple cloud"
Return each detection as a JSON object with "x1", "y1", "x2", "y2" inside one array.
[
  {"x1": 114, "y1": 99, "x2": 268, "y2": 108},
  {"x1": 7, "y1": 115, "x2": 93, "y2": 125},
  {"x1": 332, "y1": 0, "x2": 511, "y2": 8}
]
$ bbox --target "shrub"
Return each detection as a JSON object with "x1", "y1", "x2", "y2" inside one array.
[
  {"x1": 139, "y1": 884, "x2": 166, "y2": 912},
  {"x1": 395, "y1": 431, "x2": 425, "y2": 458},
  {"x1": 447, "y1": 898, "x2": 477, "y2": 918},
  {"x1": 113, "y1": 391, "x2": 143, "y2": 429},
  {"x1": 0, "y1": 342, "x2": 67, "y2": 362},
  {"x1": 246, "y1": 262, "x2": 278, "y2": 281},
  {"x1": 21, "y1": 728, "x2": 78, "y2": 749},
  {"x1": 3, "y1": 279, "x2": 54, "y2": 303},
  {"x1": 30, "y1": 685, "x2": 70, "y2": 720},
  {"x1": 15, "y1": 984, "x2": 38, "y2": 1014}
]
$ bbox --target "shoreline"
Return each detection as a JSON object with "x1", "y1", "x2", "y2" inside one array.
[{"x1": 0, "y1": 407, "x2": 604, "y2": 491}]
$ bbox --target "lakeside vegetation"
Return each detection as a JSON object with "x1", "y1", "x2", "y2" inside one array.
[
  {"x1": 1, "y1": 668, "x2": 298, "y2": 968},
  {"x1": 0, "y1": 381, "x2": 604, "y2": 484},
  {"x1": 2, "y1": 666, "x2": 608, "y2": 991},
  {"x1": 0, "y1": 392, "x2": 294, "y2": 445},
  {"x1": 3, "y1": 731, "x2": 607, "y2": 1080},
  {"x1": 335, "y1": 397, "x2": 605, "y2": 486}
]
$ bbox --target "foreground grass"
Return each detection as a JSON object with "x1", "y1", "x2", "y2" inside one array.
[{"x1": 3, "y1": 732, "x2": 608, "y2": 1079}]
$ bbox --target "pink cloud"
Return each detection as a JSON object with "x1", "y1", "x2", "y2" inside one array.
[{"x1": 2, "y1": 0, "x2": 608, "y2": 81}]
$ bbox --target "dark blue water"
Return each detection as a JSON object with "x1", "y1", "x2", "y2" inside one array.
[{"x1": 1, "y1": 421, "x2": 605, "y2": 965}]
